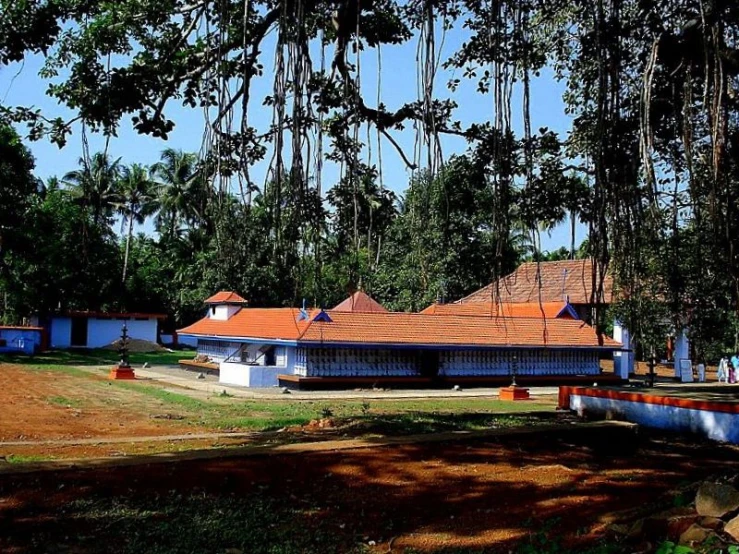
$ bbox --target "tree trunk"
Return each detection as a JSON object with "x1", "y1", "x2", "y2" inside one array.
[
  {"x1": 122, "y1": 212, "x2": 134, "y2": 283},
  {"x1": 570, "y1": 210, "x2": 576, "y2": 259}
]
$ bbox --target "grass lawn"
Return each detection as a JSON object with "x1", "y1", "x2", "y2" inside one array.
[
  {"x1": 0, "y1": 353, "x2": 560, "y2": 445},
  {"x1": 0, "y1": 347, "x2": 193, "y2": 367}
]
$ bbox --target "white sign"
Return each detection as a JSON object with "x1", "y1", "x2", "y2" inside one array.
[{"x1": 679, "y1": 359, "x2": 694, "y2": 383}]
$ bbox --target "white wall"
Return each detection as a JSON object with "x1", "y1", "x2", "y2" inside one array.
[
  {"x1": 87, "y1": 318, "x2": 158, "y2": 348},
  {"x1": 209, "y1": 305, "x2": 241, "y2": 320},
  {"x1": 674, "y1": 328, "x2": 691, "y2": 378},
  {"x1": 612, "y1": 321, "x2": 634, "y2": 379},
  {"x1": 219, "y1": 361, "x2": 283, "y2": 387},
  {"x1": 569, "y1": 393, "x2": 739, "y2": 445},
  {"x1": 50, "y1": 318, "x2": 72, "y2": 348}
]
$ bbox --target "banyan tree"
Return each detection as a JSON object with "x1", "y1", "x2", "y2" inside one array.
[{"x1": 3, "y1": 0, "x2": 739, "y2": 347}]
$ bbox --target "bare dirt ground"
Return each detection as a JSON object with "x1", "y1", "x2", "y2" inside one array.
[
  {"x1": 0, "y1": 364, "x2": 205, "y2": 443},
  {"x1": 0, "y1": 429, "x2": 736, "y2": 553}
]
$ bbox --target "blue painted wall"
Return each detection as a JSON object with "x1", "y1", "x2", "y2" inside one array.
[
  {"x1": 0, "y1": 328, "x2": 42, "y2": 354},
  {"x1": 50, "y1": 318, "x2": 72, "y2": 348}
]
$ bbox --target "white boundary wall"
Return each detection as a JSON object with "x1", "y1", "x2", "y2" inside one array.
[
  {"x1": 569, "y1": 393, "x2": 739, "y2": 444},
  {"x1": 219, "y1": 362, "x2": 283, "y2": 387}
]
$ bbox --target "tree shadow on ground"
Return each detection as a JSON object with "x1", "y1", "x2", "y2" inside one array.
[{"x1": 0, "y1": 427, "x2": 736, "y2": 554}]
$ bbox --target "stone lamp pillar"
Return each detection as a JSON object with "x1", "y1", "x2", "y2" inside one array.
[
  {"x1": 499, "y1": 351, "x2": 530, "y2": 400},
  {"x1": 109, "y1": 323, "x2": 136, "y2": 380}
]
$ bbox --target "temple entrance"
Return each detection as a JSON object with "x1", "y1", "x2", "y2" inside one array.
[
  {"x1": 70, "y1": 317, "x2": 88, "y2": 347},
  {"x1": 417, "y1": 350, "x2": 440, "y2": 378}
]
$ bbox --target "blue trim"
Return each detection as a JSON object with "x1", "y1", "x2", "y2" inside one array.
[
  {"x1": 556, "y1": 302, "x2": 580, "y2": 320},
  {"x1": 180, "y1": 334, "x2": 620, "y2": 351}
]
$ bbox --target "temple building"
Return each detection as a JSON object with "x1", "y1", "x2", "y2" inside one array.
[
  {"x1": 178, "y1": 289, "x2": 622, "y2": 389},
  {"x1": 451, "y1": 259, "x2": 691, "y2": 380}
]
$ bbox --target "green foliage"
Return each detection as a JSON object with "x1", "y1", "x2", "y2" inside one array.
[
  {"x1": 656, "y1": 541, "x2": 694, "y2": 554},
  {"x1": 45, "y1": 395, "x2": 84, "y2": 408}
]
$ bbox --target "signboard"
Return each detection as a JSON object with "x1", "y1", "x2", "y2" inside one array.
[{"x1": 679, "y1": 359, "x2": 694, "y2": 383}]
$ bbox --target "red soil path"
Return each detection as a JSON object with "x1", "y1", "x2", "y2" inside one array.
[
  {"x1": 1, "y1": 430, "x2": 736, "y2": 553},
  {"x1": 0, "y1": 364, "x2": 203, "y2": 442}
]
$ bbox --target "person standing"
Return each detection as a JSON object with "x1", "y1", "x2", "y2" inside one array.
[
  {"x1": 731, "y1": 354, "x2": 739, "y2": 384},
  {"x1": 718, "y1": 357, "x2": 727, "y2": 383},
  {"x1": 697, "y1": 362, "x2": 706, "y2": 383}
]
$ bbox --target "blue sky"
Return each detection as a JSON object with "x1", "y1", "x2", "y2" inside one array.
[{"x1": 1, "y1": 22, "x2": 584, "y2": 252}]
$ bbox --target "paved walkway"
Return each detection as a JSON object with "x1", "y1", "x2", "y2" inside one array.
[{"x1": 106, "y1": 365, "x2": 561, "y2": 400}]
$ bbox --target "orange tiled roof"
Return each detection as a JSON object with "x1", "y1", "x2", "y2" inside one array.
[
  {"x1": 179, "y1": 308, "x2": 620, "y2": 350},
  {"x1": 332, "y1": 291, "x2": 389, "y2": 313},
  {"x1": 204, "y1": 291, "x2": 247, "y2": 304},
  {"x1": 461, "y1": 259, "x2": 614, "y2": 305},
  {"x1": 420, "y1": 301, "x2": 575, "y2": 319},
  {"x1": 179, "y1": 308, "x2": 311, "y2": 341}
]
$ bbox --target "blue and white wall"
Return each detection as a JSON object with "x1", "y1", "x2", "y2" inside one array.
[
  {"x1": 440, "y1": 349, "x2": 599, "y2": 376},
  {"x1": 50, "y1": 316, "x2": 159, "y2": 348},
  {"x1": 195, "y1": 338, "x2": 292, "y2": 387},
  {"x1": 564, "y1": 387, "x2": 739, "y2": 445},
  {"x1": 0, "y1": 328, "x2": 43, "y2": 354},
  {"x1": 292, "y1": 347, "x2": 601, "y2": 378},
  {"x1": 87, "y1": 318, "x2": 158, "y2": 348}
]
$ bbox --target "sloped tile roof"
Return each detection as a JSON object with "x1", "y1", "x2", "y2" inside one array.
[
  {"x1": 179, "y1": 307, "x2": 620, "y2": 350},
  {"x1": 179, "y1": 308, "x2": 311, "y2": 340},
  {"x1": 332, "y1": 291, "x2": 389, "y2": 313},
  {"x1": 301, "y1": 312, "x2": 619, "y2": 349},
  {"x1": 419, "y1": 301, "x2": 575, "y2": 319},
  {"x1": 204, "y1": 291, "x2": 247, "y2": 304},
  {"x1": 461, "y1": 259, "x2": 614, "y2": 305}
]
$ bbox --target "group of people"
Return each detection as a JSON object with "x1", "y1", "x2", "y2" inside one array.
[{"x1": 717, "y1": 355, "x2": 739, "y2": 384}]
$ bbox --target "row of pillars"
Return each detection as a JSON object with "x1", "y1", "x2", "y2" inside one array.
[{"x1": 612, "y1": 322, "x2": 690, "y2": 380}]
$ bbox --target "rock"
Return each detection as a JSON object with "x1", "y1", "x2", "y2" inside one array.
[
  {"x1": 724, "y1": 515, "x2": 739, "y2": 542},
  {"x1": 608, "y1": 523, "x2": 630, "y2": 536},
  {"x1": 679, "y1": 524, "x2": 710, "y2": 546},
  {"x1": 627, "y1": 518, "x2": 645, "y2": 539},
  {"x1": 699, "y1": 516, "x2": 723, "y2": 530},
  {"x1": 197, "y1": 372, "x2": 206, "y2": 379},
  {"x1": 636, "y1": 508, "x2": 699, "y2": 541},
  {"x1": 695, "y1": 482, "x2": 739, "y2": 518},
  {"x1": 281, "y1": 387, "x2": 291, "y2": 394}
]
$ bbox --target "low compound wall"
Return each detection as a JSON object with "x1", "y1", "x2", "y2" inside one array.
[
  {"x1": 559, "y1": 386, "x2": 739, "y2": 445},
  {"x1": 0, "y1": 327, "x2": 45, "y2": 354},
  {"x1": 220, "y1": 362, "x2": 283, "y2": 388}
]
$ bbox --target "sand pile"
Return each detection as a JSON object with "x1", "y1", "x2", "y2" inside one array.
[{"x1": 102, "y1": 338, "x2": 168, "y2": 353}]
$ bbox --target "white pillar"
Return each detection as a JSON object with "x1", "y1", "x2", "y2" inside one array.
[
  {"x1": 612, "y1": 321, "x2": 634, "y2": 379},
  {"x1": 674, "y1": 328, "x2": 690, "y2": 379}
]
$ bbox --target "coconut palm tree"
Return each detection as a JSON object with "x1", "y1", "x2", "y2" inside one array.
[
  {"x1": 62, "y1": 153, "x2": 122, "y2": 227},
  {"x1": 151, "y1": 149, "x2": 205, "y2": 240},
  {"x1": 114, "y1": 164, "x2": 159, "y2": 283}
]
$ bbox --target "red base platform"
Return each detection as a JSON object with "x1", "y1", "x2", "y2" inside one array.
[
  {"x1": 499, "y1": 386, "x2": 530, "y2": 401},
  {"x1": 109, "y1": 366, "x2": 136, "y2": 380}
]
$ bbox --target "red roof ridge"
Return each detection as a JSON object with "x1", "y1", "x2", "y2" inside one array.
[
  {"x1": 204, "y1": 291, "x2": 247, "y2": 304},
  {"x1": 332, "y1": 291, "x2": 389, "y2": 313}
]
